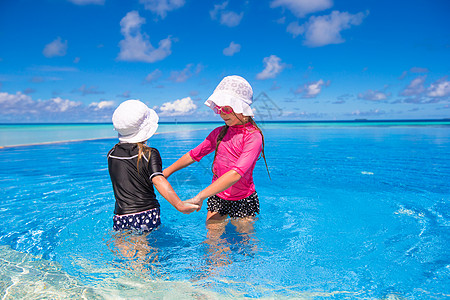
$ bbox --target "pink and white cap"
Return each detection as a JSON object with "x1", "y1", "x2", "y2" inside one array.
[{"x1": 205, "y1": 75, "x2": 254, "y2": 117}]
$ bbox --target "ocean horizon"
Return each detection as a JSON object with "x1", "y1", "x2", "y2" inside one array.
[
  {"x1": 1, "y1": 119, "x2": 449, "y2": 148},
  {"x1": 1, "y1": 118, "x2": 450, "y2": 125}
]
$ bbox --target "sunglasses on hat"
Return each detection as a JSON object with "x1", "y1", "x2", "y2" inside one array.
[{"x1": 213, "y1": 105, "x2": 233, "y2": 115}]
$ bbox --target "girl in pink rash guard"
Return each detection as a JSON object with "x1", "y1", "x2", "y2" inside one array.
[{"x1": 163, "y1": 75, "x2": 269, "y2": 222}]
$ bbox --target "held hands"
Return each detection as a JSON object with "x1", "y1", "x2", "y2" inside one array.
[
  {"x1": 177, "y1": 201, "x2": 199, "y2": 214},
  {"x1": 178, "y1": 194, "x2": 204, "y2": 214},
  {"x1": 176, "y1": 194, "x2": 204, "y2": 214},
  {"x1": 185, "y1": 194, "x2": 204, "y2": 212},
  {"x1": 152, "y1": 175, "x2": 198, "y2": 214}
]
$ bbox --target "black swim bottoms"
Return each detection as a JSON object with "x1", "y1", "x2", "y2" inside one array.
[
  {"x1": 113, "y1": 207, "x2": 161, "y2": 232},
  {"x1": 207, "y1": 192, "x2": 260, "y2": 218}
]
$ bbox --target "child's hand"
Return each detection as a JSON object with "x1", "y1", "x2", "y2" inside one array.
[
  {"x1": 178, "y1": 201, "x2": 199, "y2": 214},
  {"x1": 162, "y1": 169, "x2": 170, "y2": 178},
  {"x1": 185, "y1": 195, "x2": 203, "y2": 212}
]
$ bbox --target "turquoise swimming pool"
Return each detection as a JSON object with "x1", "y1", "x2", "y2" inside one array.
[{"x1": 0, "y1": 123, "x2": 449, "y2": 299}]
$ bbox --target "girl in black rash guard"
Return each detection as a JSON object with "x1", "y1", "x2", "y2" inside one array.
[{"x1": 108, "y1": 100, "x2": 198, "y2": 232}]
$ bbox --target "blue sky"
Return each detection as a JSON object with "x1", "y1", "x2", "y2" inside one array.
[{"x1": 0, "y1": 0, "x2": 449, "y2": 122}]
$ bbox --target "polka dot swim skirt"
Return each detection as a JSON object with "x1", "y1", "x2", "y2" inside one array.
[
  {"x1": 207, "y1": 192, "x2": 260, "y2": 218},
  {"x1": 113, "y1": 208, "x2": 161, "y2": 232}
]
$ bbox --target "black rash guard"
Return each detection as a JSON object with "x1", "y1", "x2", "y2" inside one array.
[{"x1": 108, "y1": 143, "x2": 164, "y2": 215}]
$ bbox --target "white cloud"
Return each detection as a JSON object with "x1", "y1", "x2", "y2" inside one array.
[
  {"x1": 23, "y1": 88, "x2": 36, "y2": 95},
  {"x1": 89, "y1": 100, "x2": 115, "y2": 110},
  {"x1": 68, "y1": 0, "x2": 104, "y2": 5},
  {"x1": 270, "y1": 0, "x2": 333, "y2": 18},
  {"x1": 0, "y1": 92, "x2": 80, "y2": 114},
  {"x1": 276, "y1": 16, "x2": 286, "y2": 24},
  {"x1": 169, "y1": 64, "x2": 202, "y2": 82},
  {"x1": 400, "y1": 76, "x2": 426, "y2": 97},
  {"x1": 139, "y1": 0, "x2": 185, "y2": 18},
  {"x1": 30, "y1": 76, "x2": 63, "y2": 83},
  {"x1": 46, "y1": 97, "x2": 81, "y2": 112},
  {"x1": 399, "y1": 76, "x2": 449, "y2": 104},
  {"x1": 0, "y1": 91, "x2": 114, "y2": 122},
  {"x1": 210, "y1": 1, "x2": 243, "y2": 27},
  {"x1": 358, "y1": 89, "x2": 390, "y2": 101},
  {"x1": 221, "y1": 11, "x2": 244, "y2": 27},
  {"x1": 31, "y1": 65, "x2": 78, "y2": 72},
  {"x1": 210, "y1": 2, "x2": 228, "y2": 19},
  {"x1": 72, "y1": 84, "x2": 104, "y2": 96},
  {"x1": 427, "y1": 77, "x2": 450, "y2": 98},
  {"x1": 117, "y1": 91, "x2": 131, "y2": 98},
  {"x1": 0, "y1": 91, "x2": 33, "y2": 109},
  {"x1": 256, "y1": 55, "x2": 286, "y2": 80},
  {"x1": 43, "y1": 37, "x2": 68, "y2": 58},
  {"x1": 296, "y1": 10, "x2": 368, "y2": 47},
  {"x1": 399, "y1": 67, "x2": 429, "y2": 80},
  {"x1": 271, "y1": 81, "x2": 281, "y2": 90},
  {"x1": 303, "y1": 79, "x2": 326, "y2": 98},
  {"x1": 145, "y1": 69, "x2": 162, "y2": 83},
  {"x1": 398, "y1": 71, "x2": 408, "y2": 80},
  {"x1": 410, "y1": 67, "x2": 429, "y2": 73},
  {"x1": 223, "y1": 42, "x2": 241, "y2": 56},
  {"x1": 118, "y1": 11, "x2": 172, "y2": 63},
  {"x1": 31, "y1": 77, "x2": 45, "y2": 83},
  {"x1": 158, "y1": 97, "x2": 197, "y2": 116},
  {"x1": 287, "y1": 22, "x2": 304, "y2": 38},
  {"x1": 350, "y1": 109, "x2": 385, "y2": 117},
  {"x1": 280, "y1": 110, "x2": 327, "y2": 120},
  {"x1": 295, "y1": 79, "x2": 329, "y2": 98}
]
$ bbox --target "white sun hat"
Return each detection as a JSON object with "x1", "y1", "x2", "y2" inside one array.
[
  {"x1": 205, "y1": 75, "x2": 254, "y2": 117},
  {"x1": 112, "y1": 100, "x2": 159, "y2": 143}
]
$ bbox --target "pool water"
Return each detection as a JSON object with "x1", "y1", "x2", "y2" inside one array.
[{"x1": 0, "y1": 124, "x2": 449, "y2": 299}]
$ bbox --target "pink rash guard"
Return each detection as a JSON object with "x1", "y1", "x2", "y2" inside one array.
[{"x1": 189, "y1": 122, "x2": 262, "y2": 201}]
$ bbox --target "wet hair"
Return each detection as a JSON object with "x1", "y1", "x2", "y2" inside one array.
[
  {"x1": 248, "y1": 118, "x2": 270, "y2": 179},
  {"x1": 212, "y1": 113, "x2": 270, "y2": 179},
  {"x1": 136, "y1": 142, "x2": 152, "y2": 172},
  {"x1": 211, "y1": 125, "x2": 229, "y2": 175}
]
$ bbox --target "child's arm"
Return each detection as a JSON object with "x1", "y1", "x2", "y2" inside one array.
[
  {"x1": 152, "y1": 175, "x2": 199, "y2": 214},
  {"x1": 186, "y1": 131, "x2": 263, "y2": 211},
  {"x1": 163, "y1": 152, "x2": 195, "y2": 178},
  {"x1": 187, "y1": 170, "x2": 242, "y2": 211}
]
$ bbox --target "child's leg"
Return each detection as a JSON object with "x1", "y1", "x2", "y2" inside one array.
[
  {"x1": 230, "y1": 217, "x2": 255, "y2": 234},
  {"x1": 202, "y1": 214, "x2": 231, "y2": 277},
  {"x1": 111, "y1": 232, "x2": 157, "y2": 273},
  {"x1": 206, "y1": 211, "x2": 228, "y2": 221},
  {"x1": 205, "y1": 215, "x2": 228, "y2": 241}
]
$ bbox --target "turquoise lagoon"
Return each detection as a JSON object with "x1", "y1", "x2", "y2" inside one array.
[{"x1": 0, "y1": 120, "x2": 449, "y2": 299}]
